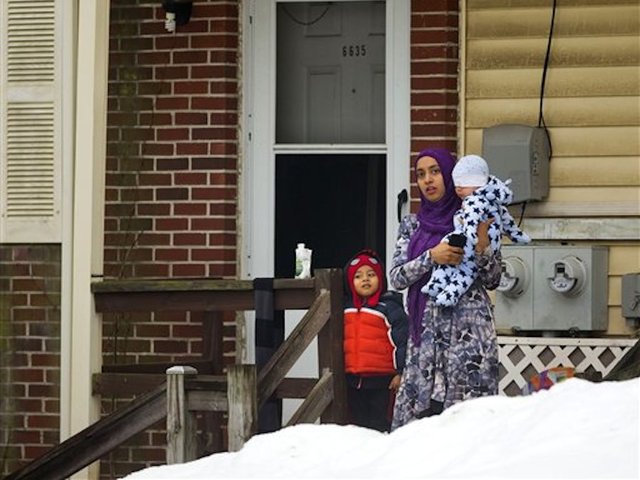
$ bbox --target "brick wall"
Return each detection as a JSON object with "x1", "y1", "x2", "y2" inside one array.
[
  {"x1": 0, "y1": 246, "x2": 61, "y2": 476},
  {"x1": 104, "y1": 0, "x2": 239, "y2": 371},
  {"x1": 102, "y1": 1, "x2": 240, "y2": 477},
  {"x1": 410, "y1": 0, "x2": 460, "y2": 210}
]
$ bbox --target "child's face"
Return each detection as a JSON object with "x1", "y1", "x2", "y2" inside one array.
[
  {"x1": 353, "y1": 265, "x2": 379, "y2": 299},
  {"x1": 455, "y1": 185, "x2": 479, "y2": 199}
]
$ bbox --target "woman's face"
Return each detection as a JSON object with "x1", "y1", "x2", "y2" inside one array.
[{"x1": 416, "y1": 155, "x2": 446, "y2": 202}]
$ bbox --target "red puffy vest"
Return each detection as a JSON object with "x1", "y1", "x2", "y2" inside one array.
[{"x1": 343, "y1": 306, "x2": 397, "y2": 375}]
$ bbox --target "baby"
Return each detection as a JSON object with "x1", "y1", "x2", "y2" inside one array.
[{"x1": 422, "y1": 154, "x2": 531, "y2": 306}]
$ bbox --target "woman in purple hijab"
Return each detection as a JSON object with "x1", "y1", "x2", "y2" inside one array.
[{"x1": 389, "y1": 148, "x2": 502, "y2": 429}]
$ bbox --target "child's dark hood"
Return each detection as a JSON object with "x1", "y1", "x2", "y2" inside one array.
[{"x1": 344, "y1": 249, "x2": 386, "y2": 309}]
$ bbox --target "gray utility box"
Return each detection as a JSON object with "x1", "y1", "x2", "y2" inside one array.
[
  {"x1": 621, "y1": 273, "x2": 640, "y2": 319},
  {"x1": 496, "y1": 245, "x2": 609, "y2": 332},
  {"x1": 482, "y1": 124, "x2": 550, "y2": 204}
]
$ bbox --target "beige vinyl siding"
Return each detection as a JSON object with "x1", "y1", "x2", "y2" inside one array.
[
  {"x1": 0, "y1": 0, "x2": 62, "y2": 243},
  {"x1": 463, "y1": 0, "x2": 640, "y2": 335}
]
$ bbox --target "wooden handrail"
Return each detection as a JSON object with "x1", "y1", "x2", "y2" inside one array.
[
  {"x1": 257, "y1": 289, "x2": 331, "y2": 406},
  {"x1": 6, "y1": 269, "x2": 345, "y2": 477},
  {"x1": 5, "y1": 384, "x2": 167, "y2": 480}
]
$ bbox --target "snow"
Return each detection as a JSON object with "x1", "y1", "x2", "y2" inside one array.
[{"x1": 122, "y1": 377, "x2": 639, "y2": 479}]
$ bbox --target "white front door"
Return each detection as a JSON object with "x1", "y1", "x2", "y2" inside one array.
[{"x1": 241, "y1": 0, "x2": 409, "y2": 393}]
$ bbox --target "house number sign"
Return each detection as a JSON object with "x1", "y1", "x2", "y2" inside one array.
[{"x1": 342, "y1": 44, "x2": 367, "y2": 57}]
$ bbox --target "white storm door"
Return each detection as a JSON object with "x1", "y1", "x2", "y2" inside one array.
[{"x1": 243, "y1": 0, "x2": 409, "y2": 283}]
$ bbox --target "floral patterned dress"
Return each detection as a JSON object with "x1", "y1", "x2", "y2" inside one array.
[{"x1": 390, "y1": 214, "x2": 502, "y2": 430}]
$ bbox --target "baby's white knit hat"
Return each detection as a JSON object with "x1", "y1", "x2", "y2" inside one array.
[{"x1": 452, "y1": 154, "x2": 489, "y2": 187}]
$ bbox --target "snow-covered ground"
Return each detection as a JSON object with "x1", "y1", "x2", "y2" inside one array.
[{"x1": 122, "y1": 377, "x2": 639, "y2": 479}]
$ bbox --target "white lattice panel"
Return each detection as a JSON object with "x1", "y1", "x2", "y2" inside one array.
[{"x1": 498, "y1": 336, "x2": 637, "y2": 396}]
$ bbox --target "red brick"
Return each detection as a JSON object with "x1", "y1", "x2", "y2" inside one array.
[
  {"x1": 13, "y1": 308, "x2": 46, "y2": 322},
  {"x1": 12, "y1": 430, "x2": 41, "y2": 444},
  {"x1": 11, "y1": 279, "x2": 45, "y2": 291},
  {"x1": 191, "y1": 249, "x2": 235, "y2": 262},
  {"x1": 156, "y1": 188, "x2": 189, "y2": 201},
  {"x1": 155, "y1": 248, "x2": 188, "y2": 261},
  {"x1": 209, "y1": 80, "x2": 237, "y2": 94},
  {"x1": 142, "y1": 143, "x2": 174, "y2": 156},
  {"x1": 172, "y1": 324, "x2": 202, "y2": 338},
  {"x1": 136, "y1": 51, "x2": 171, "y2": 65},
  {"x1": 137, "y1": 203, "x2": 171, "y2": 216},
  {"x1": 411, "y1": 75, "x2": 458, "y2": 91},
  {"x1": 133, "y1": 264, "x2": 169, "y2": 278},
  {"x1": 209, "y1": 142, "x2": 237, "y2": 155},
  {"x1": 208, "y1": 264, "x2": 236, "y2": 278},
  {"x1": 193, "y1": 65, "x2": 238, "y2": 82},
  {"x1": 137, "y1": 233, "x2": 171, "y2": 247},
  {"x1": 411, "y1": 29, "x2": 458, "y2": 44},
  {"x1": 193, "y1": 127, "x2": 236, "y2": 140},
  {"x1": 154, "y1": 36, "x2": 189, "y2": 49},
  {"x1": 155, "y1": 65, "x2": 189, "y2": 80},
  {"x1": 175, "y1": 112, "x2": 208, "y2": 125},
  {"x1": 412, "y1": 60, "x2": 458, "y2": 76},
  {"x1": 25, "y1": 445, "x2": 55, "y2": 459},
  {"x1": 13, "y1": 369, "x2": 45, "y2": 383},
  {"x1": 27, "y1": 415, "x2": 59, "y2": 429},
  {"x1": 175, "y1": 172, "x2": 208, "y2": 185},
  {"x1": 412, "y1": 107, "x2": 457, "y2": 122},
  {"x1": 157, "y1": 158, "x2": 189, "y2": 171},
  {"x1": 190, "y1": 96, "x2": 236, "y2": 110},
  {"x1": 155, "y1": 97, "x2": 189, "y2": 110},
  {"x1": 135, "y1": 324, "x2": 170, "y2": 337},
  {"x1": 173, "y1": 233, "x2": 207, "y2": 246},
  {"x1": 176, "y1": 143, "x2": 208, "y2": 155},
  {"x1": 45, "y1": 399, "x2": 60, "y2": 413},
  {"x1": 208, "y1": 204, "x2": 236, "y2": 216},
  {"x1": 208, "y1": 233, "x2": 236, "y2": 246},
  {"x1": 138, "y1": 173, "x2": 173, "y2": 186},
  {"x1": 139, "y1": 112, "x2": 172, "y2": 125},
  {"x1": 153, "y1": 340, "x2": 188, "y2": 354},
  {"x1": 174, "y1": 81, "x2": 209, "y2": 94},
  {"x1": 411, "y1": 13, "x2": 458, "y2": 29},
  {"x1": 156, "y1": 128, "x2": 190, "y2": 142},
  {"x1": 191, "y1": 218, "x2": 235, "y2": 231},
  {"x1": 174, "y1": 203, "x2": 207, "y2": 216},
  {"x1": 172, "y1": 264, "x2": 206, "y2": 277}
]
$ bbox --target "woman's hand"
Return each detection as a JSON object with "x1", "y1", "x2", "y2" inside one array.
[
  {"x1": 430, "y1": 241, "x2": 463, "y2": 265},
  {"x1": 475, "y1": 219, "x2": 495, "y2": 254},
  {"x1": 389, "y1": 374, "x2": 401, "y2": 392}
]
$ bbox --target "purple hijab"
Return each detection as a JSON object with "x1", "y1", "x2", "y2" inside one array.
[{"x1": 406, "y1": 148, "x2": 461, "y2": 342}]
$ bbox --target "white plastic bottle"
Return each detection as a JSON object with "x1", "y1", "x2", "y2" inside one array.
[{"x1": 295, "y1": 243, "x2": 312, "y2": 279}]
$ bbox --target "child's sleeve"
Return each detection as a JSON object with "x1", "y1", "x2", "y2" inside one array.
[{"x1": 384, "y1": 292, "x2": 409, "y2": 373}]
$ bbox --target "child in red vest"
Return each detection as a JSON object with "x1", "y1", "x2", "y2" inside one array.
[{"x1": 343, "y1": 249, "x2": 408, "y2": 432}]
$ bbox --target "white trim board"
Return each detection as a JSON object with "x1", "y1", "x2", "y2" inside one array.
[{"x1": 521, "y1": 218, "x2": 640, "y2": 241}]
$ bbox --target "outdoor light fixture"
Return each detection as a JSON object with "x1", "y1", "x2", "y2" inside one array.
[{"x1": 162, "y1": 0, "x2": 193, "y2": 32}]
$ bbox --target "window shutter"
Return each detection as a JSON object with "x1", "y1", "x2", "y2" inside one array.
[{"x1": 0, "y1": 0, "x2": 61, "y2": 243}]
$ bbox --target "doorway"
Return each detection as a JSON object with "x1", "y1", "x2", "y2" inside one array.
[
  {"x1": 275, "y1": 154, "x2": 386, "y2": 278},
  {"x1": 242, "y1": 0, "x2": 410, "y2": 369}
]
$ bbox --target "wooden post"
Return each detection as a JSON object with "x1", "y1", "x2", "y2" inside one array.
[
  {"x1": 227, "y1": 364, "x2": 257, "y2": 452},
  {"x1": 315, "y1": 269, "x2": 347, "y2": 424},
  {"x1": 166, "y1": 366, "x2": 198, "y2": 464}
]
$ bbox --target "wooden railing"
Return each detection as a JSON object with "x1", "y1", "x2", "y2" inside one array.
[{"x1": 6, "y1": 269, "x2": 346, "y2": 479}]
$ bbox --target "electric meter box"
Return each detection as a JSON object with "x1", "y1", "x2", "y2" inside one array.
[
  {"x1": 496, "y1": 245, "x2": 609, "y2": 332},
  {"x1": 621, "y1": 273, "x2": 640, "y2": 319},
  {"x1": 482, "y1": 124, "x2": 550, "y2": 204}
]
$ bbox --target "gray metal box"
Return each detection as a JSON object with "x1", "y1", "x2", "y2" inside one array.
[
  {"x1": 621, "y1": 273, "x2": 640, "y2": 319},
  {"x1": 495, "y1": 246, "x2": 534, "y2": 331},
  {"x1": 482, "y1": 124, "x2": 550, "y2": 203},
  {"x1": 495, "y1": 245, "x2": 609, "y2": 332}
]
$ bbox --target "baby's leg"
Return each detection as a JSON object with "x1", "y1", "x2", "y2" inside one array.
[
  {"x1": 422, "y1": 265, "x2": 450, "y2": 297},
  {"x1": 435, "y1": 260, "x2": 478, "y2": 306}
]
